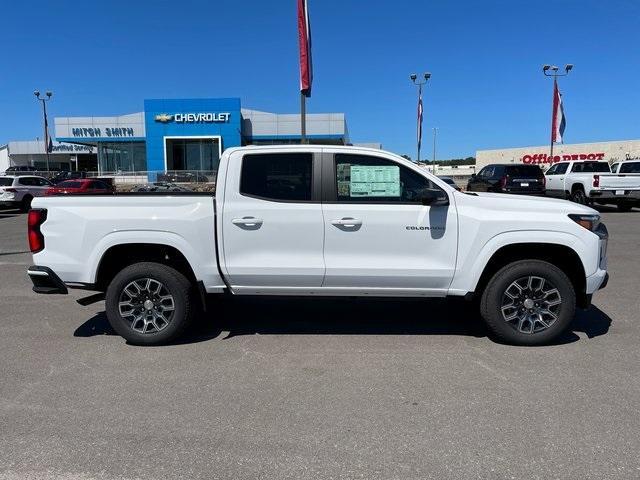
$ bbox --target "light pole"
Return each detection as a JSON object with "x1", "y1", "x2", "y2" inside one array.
[
  {"x1": 34, "y1": 90, "x2": 53, "y2": 172},
  {"x1": 542, "y1": 64, "x2": 572, "y2": 162},
  {"x1": 432, "y1": 127, "x2": 438, "y2": 174},
  {"x1": 410, "y1": 72, "x2": 431, "y2": 162}
]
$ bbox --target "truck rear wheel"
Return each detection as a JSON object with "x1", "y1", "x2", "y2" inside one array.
[
  {"x1": 105, "y1": 262, "x2": 192, "y2": 345},
  {"x1": 570, "y1": 187, "x2": 587, "y2": 205},
  {"x1": 480, "y1": 260, "x2": 576, "y2": 346}
]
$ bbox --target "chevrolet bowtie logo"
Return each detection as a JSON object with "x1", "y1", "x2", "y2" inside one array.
[{"x1": 154, "y1": 113, "x2": 174, "y2": 123}]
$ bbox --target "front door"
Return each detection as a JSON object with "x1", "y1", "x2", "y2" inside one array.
[
  {"x1": 221, "y1": 150, "x2": 325, "y2": 290},
  {"x1": 321, "y1": 151, "x2": 458, "y2": 294},
  {"x1": 544, "y1": 162, "x2": 568, "y2": 197}
]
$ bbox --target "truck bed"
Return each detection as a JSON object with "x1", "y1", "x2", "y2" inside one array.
[{"x1": 31, "y1": 194, "x2": 225, "y2": 292}]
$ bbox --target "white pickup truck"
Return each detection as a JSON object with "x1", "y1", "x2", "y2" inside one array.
[
  {"x1": 27, "y1": 145, "x2": 609, "y2": 346},
  {"x1": 545, "y1": 160, "x2": 640, "y2": 211}
]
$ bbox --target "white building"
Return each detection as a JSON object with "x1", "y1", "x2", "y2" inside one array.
[
  {"x1": 476, "y1": 139, "x2": 640, "y2": 171},
  {"x1": 0, "y1": 140, "x2": 96, "y2": 173}
]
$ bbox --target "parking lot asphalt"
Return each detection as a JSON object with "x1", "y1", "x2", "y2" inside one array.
[{"x1": 0, "y1": 206, "x2": 639, "y2": 480}]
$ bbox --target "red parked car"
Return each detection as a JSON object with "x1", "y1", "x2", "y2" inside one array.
[{"x1": 45, "y1": 179, "x2": 115, "y2": 196}]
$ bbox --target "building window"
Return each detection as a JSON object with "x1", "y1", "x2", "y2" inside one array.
[
  {"x1": 165, "y1": 137, "x2": 220, "y2": 172},
  {"x1": 98, "y1": 142, "x2": 146, "y2": 173}
]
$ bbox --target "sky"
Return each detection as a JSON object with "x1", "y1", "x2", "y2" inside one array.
[{"x1": 0, "y1": 0, "x2": 639, "y2": 159}]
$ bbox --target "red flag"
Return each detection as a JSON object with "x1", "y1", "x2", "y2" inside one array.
[
  {"x1": 297, "y1": 0, "x2": 313, "y2": 97},
  {"x1": 417, "y1": 89, "x2": 423, "y2": 151},
  {"x1": 551, "y1": 79, "x2": 566, "y2": 143}
]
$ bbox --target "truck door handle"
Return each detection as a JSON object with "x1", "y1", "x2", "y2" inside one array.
[
  {"x1": 232, "y1": 217, "x2": 263, "y2": 228},
  {"x1": 331, "y1": 217, "x2": 362, "y2": 228}
]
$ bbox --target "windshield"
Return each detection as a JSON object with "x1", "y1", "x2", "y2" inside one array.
[
  {"x1": 571, "y1": 162, "x2": 611, "y2": 173},
  {"x1": 0, "y1": 178, "x2": 13, "y2": 186},
  {"x1": 620, "y1": 162, "x2": 640, "y2": 174}
]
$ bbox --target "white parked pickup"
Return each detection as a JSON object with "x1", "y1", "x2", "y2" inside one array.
[
  {"x1": 27, "y1": 146, "x2": 609, "y2": 346},
  {"x1": 545, "y1": 160, "x2": 640, "y2": 211}
]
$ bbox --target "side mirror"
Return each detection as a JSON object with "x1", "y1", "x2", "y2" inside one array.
[
  {"x1": 420, "y1": 189, "x2": 449, "y2": 207},
  {"x1": 470, "y1": 173, "x2": 477, "y2": 180}
]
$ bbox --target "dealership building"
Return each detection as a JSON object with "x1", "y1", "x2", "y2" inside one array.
[
  {"x1": 49, "y1": 97, "x2": 353, "y2": 175},
  {"x1": 476, "y1": 139, "x2": 640, "y2": 170}
]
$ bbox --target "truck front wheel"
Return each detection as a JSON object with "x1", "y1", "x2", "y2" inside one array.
[
  {"x1": 480, "y1": 260, "x2": 576, "y2": 346},
  {"x1": 105, "y1": 262, "x2": 193, "y2": 345}
]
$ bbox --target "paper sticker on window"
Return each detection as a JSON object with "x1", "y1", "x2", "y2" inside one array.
[{"x1": 349, "y1": 165, "x2": 400, "y2": 197}]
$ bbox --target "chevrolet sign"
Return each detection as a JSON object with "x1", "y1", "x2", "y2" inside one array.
[
  {"x1": 154, "y1": 112, "x2": 231, "y2": 123},
  {"x1": 155, "y1": 113, "x2": 174, "y2": 123}
]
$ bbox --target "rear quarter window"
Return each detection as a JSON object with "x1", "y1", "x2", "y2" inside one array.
[{"x1": 0, "y1": 178, "x2": 14, "y2": 187}]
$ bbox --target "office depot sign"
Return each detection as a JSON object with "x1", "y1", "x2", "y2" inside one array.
[{"x1": 522, "y1": 152, "x2": 605, "y2": 164}]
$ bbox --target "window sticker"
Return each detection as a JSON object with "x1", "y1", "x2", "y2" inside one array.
[{"x1": 349, "y1": 165, "x2": 400, "y2": 197}]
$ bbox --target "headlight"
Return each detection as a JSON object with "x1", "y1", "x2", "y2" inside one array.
[{"x1": 568, "y1": 214, "x2": 601, "y2": 232}]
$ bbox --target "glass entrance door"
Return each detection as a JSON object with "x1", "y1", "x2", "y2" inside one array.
[{"x1": 165, "y1": 137, "x2": 221, "y2": 172}]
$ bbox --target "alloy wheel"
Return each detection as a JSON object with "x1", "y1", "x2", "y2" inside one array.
[
  {"x1": 500, "y1": 276, "x2": 562, "y2": 334},
  {"x1": 118, "y1": 278, "x2": 175, "y2": 334}
]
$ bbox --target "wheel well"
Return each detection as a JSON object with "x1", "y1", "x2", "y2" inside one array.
[
  {"x1": 474, "y1": 243, "x2": 588, "y2": 307},
  {"x1": 571, "y1": 183, "x2": 584, "y2": 193},
  {"x1": 95, "y1": 243, "x2": 196, "y2": 291}
]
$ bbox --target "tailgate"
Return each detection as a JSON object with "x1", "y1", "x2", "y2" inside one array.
[{"x1": 599, "y1": 174, "x2": 640, "y2": 190}]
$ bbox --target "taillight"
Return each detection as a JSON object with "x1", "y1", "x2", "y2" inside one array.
[
  {"x1": 499, "y1": 175, "x2": 508, "y2": 189},
  {"x1": 5, "y1": 188, "x2": 17, "y2": 193},
  {"x1": 593, "y1": 175, "x2": 600, "y2": 188},
  {"x1": 28, "y1": 209, "x2": 47, "y2": 253},
  {"x1": 541, "y1": 175, "x2": 546, "y2": 188}
]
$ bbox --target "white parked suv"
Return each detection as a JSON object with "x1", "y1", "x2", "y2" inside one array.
[
  {"x1": 26, "y1": 146, "x2": 609, "y2": 346},
  {"x1": 0, "y1": 175, "x2": 53, "y2": 211}
]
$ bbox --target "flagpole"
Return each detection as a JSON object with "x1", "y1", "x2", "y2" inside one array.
[
  {"x1": 300, "y1": 92, "x2": 306, "y2": 144},
  {"x1": 549, "y1": 77, "x2": 556, "y2": 162},
  {"x1": 417, "y1": 83, "x2": 422, "y2": 162}
]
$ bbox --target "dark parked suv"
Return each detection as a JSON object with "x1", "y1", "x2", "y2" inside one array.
[{"x1": 467, "y1": 164, "x2": 545, "y2": 195}]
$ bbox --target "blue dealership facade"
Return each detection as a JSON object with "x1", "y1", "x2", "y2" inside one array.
[{"x1": 54, "y1": 97, "x2": 353, "y2": 175}]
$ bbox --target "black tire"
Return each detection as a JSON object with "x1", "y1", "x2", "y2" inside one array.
[
  {"x1": 105, "y1": 262, "x2": 193, "y2": 345},
  {"x1": 20, "y1": 195, "x2": 33, "y2": 213},
  {"x1": 480, "y1": 260, "x2": 576, "y2": 346},
  {"x1": 617, "y1": 202, "x2": 633, "y2": 212},
  {"x1": 570, "y1": 187, "x2": 587, "y2": 205}
]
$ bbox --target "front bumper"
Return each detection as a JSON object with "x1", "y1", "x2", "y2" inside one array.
[
  {"x1": 27, "y1": 266, "x2": 68, "y2": 294},
  {"x1": 586, "y1": 269, "x2": 608, "y2": 294}
]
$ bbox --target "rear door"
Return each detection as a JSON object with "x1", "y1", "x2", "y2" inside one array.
[
  {"x1": 220, "y1": 149, "x2": 325, "y2": 290},
  {"x1": 320, "y1": 150, "x2": 458, "y2": 294}
]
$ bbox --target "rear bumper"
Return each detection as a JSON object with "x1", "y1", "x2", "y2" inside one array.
[
  {"x1": 500, "y1": 189, "x2": 546, "y2": 196},
  {"x1": 590, "y1": 190, "x2": 640, "y2": 201},
  {"x1": 27, "y1": 266, "x2": 68, "y2": 294},
  {"x1": 0, "y1": 200, "x2": 19, "y2": 208}
]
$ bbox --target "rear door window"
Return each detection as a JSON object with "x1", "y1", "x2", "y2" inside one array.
[
  {"x1": 619, "y1": 162, "x2": 640, "y2": 174},
  {"x1": 240, "y1": 153, "x2": 313, "y2": 202}
]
